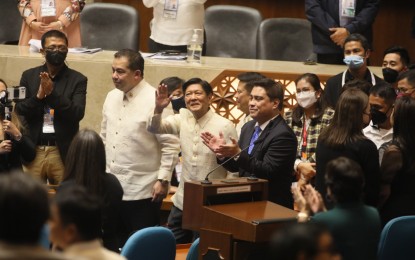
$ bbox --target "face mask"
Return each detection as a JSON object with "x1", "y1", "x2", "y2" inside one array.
[
  {"x1": 171, "y1": 96, "x2": 186, "y2": 112},
  {"x1": 296, "y1": 91, "x2": 317, "y2": 109},
  {"x1": 343, "y1": 55, "x2": 364, "y2": 70},
  {"x1": 370, "y1": 107, "x2": 387, "y2": 125},
  {"x1": 45, "y1": 50, "x2": 67, "y2": 66},
  {"x1": 382, "y1": 68, "x2": 399, "y2": 83}
]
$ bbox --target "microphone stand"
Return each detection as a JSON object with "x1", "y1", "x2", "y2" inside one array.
[{"x1": 201, "y1": 145, "x2": 250, "y2": 184}]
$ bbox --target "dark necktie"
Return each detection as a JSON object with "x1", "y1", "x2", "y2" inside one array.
[{"x1": 248, "y1": 126, "x2": 261, "y2": 155}]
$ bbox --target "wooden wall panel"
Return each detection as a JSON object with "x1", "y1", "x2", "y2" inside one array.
[{"x1": 100, "y1": 0, "x2": 415, "y2": 66}]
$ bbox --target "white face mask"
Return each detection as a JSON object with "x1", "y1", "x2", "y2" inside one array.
[{"x1": 296, "y1": 91, "x2": 318, "y2": 109}]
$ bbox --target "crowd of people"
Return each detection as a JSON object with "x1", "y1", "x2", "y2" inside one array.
[{"x1": 1, "y1": 1, "x2": 414, "y2": 259}]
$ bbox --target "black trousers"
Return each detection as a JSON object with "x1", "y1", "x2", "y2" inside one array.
[
  {"x1": 117, "y1": 198, "x2": 162, "y2": 248},
  {"x1": 167, "y1": 205, "x2": 198, "y2": 244},
  {"x1": 148, "y1": 37, "x2": 207, "y2": 55}
]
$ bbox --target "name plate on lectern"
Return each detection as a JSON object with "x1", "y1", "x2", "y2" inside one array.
[
  {"x1": 217, "y1": 185, "x2": 251, "y2": 194},
  {"x1": 182, "y1": 177, "x2": 268, "y2": 231}
]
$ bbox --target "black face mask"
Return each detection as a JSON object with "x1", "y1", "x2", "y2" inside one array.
[
  {"x1": 370, "y1": 107, "x2": 388, "y2": 126},
  {"x1": 171, "y1": 96, "x2": 186, "y2": 112},
  {"x1": 45, "y1": 50, "x2": 67, "y2": 66},
  {"x1": 382, "y1": 68, "x2": 399, "y2": 84}
]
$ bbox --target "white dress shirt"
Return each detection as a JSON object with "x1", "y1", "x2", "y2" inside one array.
[
  {"x1": 363, "y1": 122, "x2": 393, "y2": 149},
  {"x1": 143, "y1": 0, "x2": 207, "y2": 46},
  {"x1": 101, "y1": 79, "x2": 180, "y2": 201},
  {"x1": 148, "y1": 108, "x2": 237, "y2": 210}
]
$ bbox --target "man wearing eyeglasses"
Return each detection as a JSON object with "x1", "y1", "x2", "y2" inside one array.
[
  {"x1": 396, "y1": 70, "x2": 415, "y2": 99},
  {"x1": 16, "y1": 30, "x2": 87, "y2": 185}
]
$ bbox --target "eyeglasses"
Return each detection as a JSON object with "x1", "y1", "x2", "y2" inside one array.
[
  {"x1": 44, "y1": 45, "x2": 68, "y2": 52},
  {"x1": 396, "y1": 87, "x2": 414, "y2": 94}
]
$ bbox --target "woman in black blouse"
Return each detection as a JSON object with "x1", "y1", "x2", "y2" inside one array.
[
  {"x1": 59, "y1": 129, "x2": 123, "y2": 252},
  {"x1": 315, "y1": 88, "x2": 380, "y2": 208}
]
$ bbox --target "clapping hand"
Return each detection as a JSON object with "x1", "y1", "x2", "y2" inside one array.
[
  {"x1": 303, "y1": 184, "x2": 326, "y2": 214},
  {"x1": 201, "y1": 132, "x2": 241, "y2": 158},
  {"x1": 292, "y1": 184, "x2": 327, "y2": 216},
  {"x1": 201, "y1": 131, "x2": 225, "y2": 153},
  {"x1": 292, "y1": 185, "x2": 308, "y2": 213},
  {"x1": 37, "y1": 72, "x2": 53, "y2": 99}
]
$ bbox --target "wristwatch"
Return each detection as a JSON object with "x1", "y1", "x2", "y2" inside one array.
[{"x1": 158, "y1": 179, "x2": 169, "y2": 185}]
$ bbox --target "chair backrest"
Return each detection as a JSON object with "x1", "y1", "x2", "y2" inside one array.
[
  {"x1": 378, "y1": 216, "x2": 415, "y2": 260},
  {"x1": 0, "y1": 0, "x2": 22, "y2": 44},
  {"x1": 257, "y1": 18, "x2": 314, "y2": 62},
  {"x1": 205, "y1": 5, "x2": 262, "y2": 59},
  {"x1": 121, "y1": 227, "x2": 176, "y2": 260},
  {"x1": 80, "y1": 3, "x2": 139, "y2": 51},
  {"x1": 186, "y1": 238, "x2": 200, "y2": 260},
  {"x1": 38, "y1": 224, "x2": 50, "y2": 250}
]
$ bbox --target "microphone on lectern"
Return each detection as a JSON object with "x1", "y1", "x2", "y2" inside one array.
[{"x1": 201, "y1": 144, "x2": 251, "y2": 184}]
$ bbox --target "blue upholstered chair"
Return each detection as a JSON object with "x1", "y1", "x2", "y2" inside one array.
[
  {"x1": 80, "y1": 3, "x2": 139, "y2": 51},
  {"x1": 257, "y1": 18, "x2": 314, "y2": 62},
  {"x1": 121, "y1": 226, "x2": 176, "y2": 260},
  {"x1": 186, "y1": 238, "x2": 200, "y2": 260},
  {"x1": 204, "y1": 5, "x2": 262, "y2": 59},
  {"x1": 38, "y1": 224, "x2": 50, "y2": 249},
  {"x1": 378, "y1": 215, "x2": 415, "y2": 260}
]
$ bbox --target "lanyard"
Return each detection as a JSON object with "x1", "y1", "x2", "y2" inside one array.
[
  {"x1": 341, "y1": 70, "x2": 376, "y2": 86},
  {"x1": 301, "y1": 118, "x2": 308, "y2": 160}
]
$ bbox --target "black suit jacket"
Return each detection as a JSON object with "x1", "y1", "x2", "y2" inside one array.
[
  {"x1": 306, "y1": 0, "x2": 379, "y2": 54},
  {"x1": 222, "y1": 116, "x2": 297, "y2": 208},
  {"x1": 16, "y1": 64, "x2": 87, "y2": 162}
]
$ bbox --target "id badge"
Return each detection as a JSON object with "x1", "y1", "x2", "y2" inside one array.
[
  {"x1": 42, "y1": 108, "x2": 55, "y2": 134},
  {"x1": 163, "y1": 0, "x2": 178, "y2": 20},
  {"x1": 341, "y1": 0, "x2": 356, "y2": 18},
  {"x1": 41, "y1": 0, "x2": 56, "y2": 17}
]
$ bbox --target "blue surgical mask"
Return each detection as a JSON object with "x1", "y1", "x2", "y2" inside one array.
[{"x1": 343, "y1": 55, "x2": 364, "y2": 69}]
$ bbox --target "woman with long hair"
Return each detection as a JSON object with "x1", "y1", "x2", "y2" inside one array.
[
  {"x1": 0, "y1": 79, "x2": 35, "y2": 172},
  {"x1": 315, "y1": 88, "x2": 379, "y2": 208},
  {"x1": 285, "y1": 73, "x2": 334, "y2": 188},
  {"x1": 379, "y1": 96, "x2": 415, "y2": 225},
  {"x1": 59, "y1": 129, "x2": 123, "y2": 252}
]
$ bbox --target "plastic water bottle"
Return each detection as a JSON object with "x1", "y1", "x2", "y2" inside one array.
[{"x1": 187, "y1": 29, "x2": 203, "y2": 63}]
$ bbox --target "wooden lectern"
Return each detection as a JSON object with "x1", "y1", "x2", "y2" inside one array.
[
  {"x1": 182, "y1": 178, "x2": 268, "y2": 231},
  {"x1": 182, "y1": 178, "x2": 298, "y2": 260}
]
